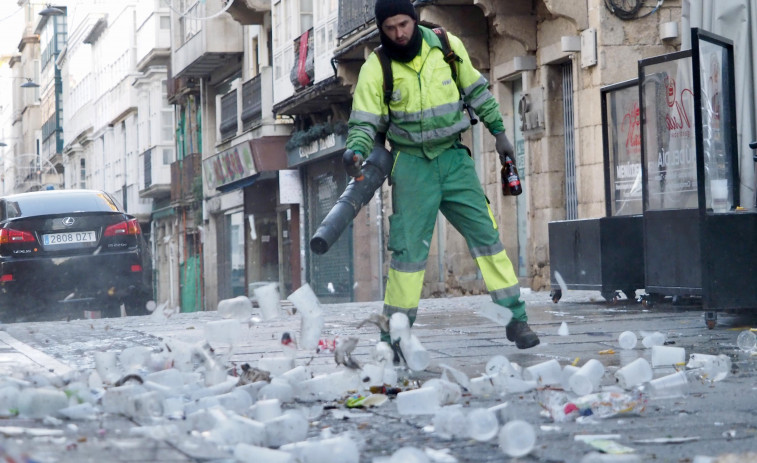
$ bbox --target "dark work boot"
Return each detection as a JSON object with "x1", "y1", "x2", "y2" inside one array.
[
  {"x1": 390, "y1": 340, "x2": 406, "y2": 365},
  {"x1": 506, "y1": 320, "x2": 540, "y2": 349}
]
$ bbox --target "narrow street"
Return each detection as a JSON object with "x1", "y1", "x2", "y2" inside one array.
[{"x1": 0, "y1": 290, "x2": 755, "y2": 462}]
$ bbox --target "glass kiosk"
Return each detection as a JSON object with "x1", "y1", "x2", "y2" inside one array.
[
  {"x1": 638, "y1": 29, "x2": 757, "y2": 328},
  {"x1": 548, "y1": 78, "x2": 645, "y2": 303}
]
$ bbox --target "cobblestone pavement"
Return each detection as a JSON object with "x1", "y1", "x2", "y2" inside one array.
[{"x1": 1, "y1": 290, "x2": 756, "y2": 462}]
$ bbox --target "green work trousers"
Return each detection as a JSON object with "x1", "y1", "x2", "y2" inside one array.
[{"x1": 382, "y1": 143, "x2": 526, "y2": 330}]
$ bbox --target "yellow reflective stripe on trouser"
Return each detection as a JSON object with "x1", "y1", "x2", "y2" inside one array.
[
  {"x1": 384, "y1": 264, "x2": 425, "y2": 311},
  {"x1": 473, "y1": 244, "x2": 527, "y2": 322}
]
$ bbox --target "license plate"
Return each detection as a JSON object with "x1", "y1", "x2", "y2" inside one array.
[{"x1": 43, "y1": 231, "x2": 97, "y2": 246}]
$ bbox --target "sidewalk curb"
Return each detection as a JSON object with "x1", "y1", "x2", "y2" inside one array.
[{"x1": 0, "y1": 331, "x2": 73, "y2": 376}]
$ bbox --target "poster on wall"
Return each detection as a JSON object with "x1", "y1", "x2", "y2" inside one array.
[
  {"x1": 697, "y1": 39, "x2": 733, "y2": 212},
  {"x1": 603, "y1": 80, "x2": 642, "y2": 216},
  {"x1": 640, "y1": 53, "x2": 698, "y2": 211}
]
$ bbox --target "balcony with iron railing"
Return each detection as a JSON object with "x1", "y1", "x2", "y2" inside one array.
[
  {"x1": 171, "y1": 0, "x2": 244, "y2": 78},
  {"x1": 214, "y1": 68, "x2": 282, "y2": 141},
  {"x1": 337, "y1": 0, "x2": 374, "y2": 40}
]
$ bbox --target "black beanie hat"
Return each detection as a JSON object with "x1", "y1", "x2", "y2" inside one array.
[{"x1": 375, "y1": 0, "x2": 417, "y2": 28}]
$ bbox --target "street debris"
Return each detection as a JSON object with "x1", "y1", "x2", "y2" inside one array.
[{"x1": 0, "y1": 285, "x2": 751, "y2": 463}]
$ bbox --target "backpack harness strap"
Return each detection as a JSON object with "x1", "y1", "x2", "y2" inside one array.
[{"x1": 374, "y1": 27, "x2": 461, "y2": 106}]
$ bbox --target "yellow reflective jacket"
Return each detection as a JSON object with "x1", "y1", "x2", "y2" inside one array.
[{"x1": 347, "y1": 25, "x2": 505, "y2": 159}]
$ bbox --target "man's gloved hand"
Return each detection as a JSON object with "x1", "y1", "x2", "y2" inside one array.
[
  {"x1": 342, "y1": 149, "x2": 365, "y2": 179},
  {"x1": 495, "y1": 131, "x2": 515, "y2": 164}
]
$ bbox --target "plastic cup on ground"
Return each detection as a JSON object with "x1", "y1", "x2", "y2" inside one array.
[
  {"x1": 686, "y1": 353, "x2": 731, "y2": 382},
  {"x1": 647, "y1": 370, "x2": 688, "y2": 399},
  {"x1": 396, "y1": 387, "x2": 441, "y2": 415},
  {"x1": 614, "y1": 357, "x2": 653, "y2": 389},
  {"x1": 253, "y1": 283, "x2": 280, "y2": 321},
  {"x1": 560, "y1": 364, "x2": 580, "y2": 390},
  {"x1": 250, "y1": 398, "x2": 282, "y2": 423},
  {"x1": 498, "y1": 420, "x2": 536, "y2": 457},
  {"x1": 399, "y1": 334, "x2": 430, "y2": 371},
  {"x1": 485, "y1": 355, "x2": 514, "y2": 377},
  {"x1": 569, "y1": 359, "x2": 605, "y2": 395},
  {"x1": 523, "y1": 359, "x2": 562, "y2": 386},
  {"x1": 642, "y1": 331, "x2": 666, "y2": 348},
  {"x1": 618, "y1": 331, "x2": 637, "y2": 350},
  {"x1": 557, "y1": 321, "x2": 569, "y2": 336},
  {"x1": 421, "y1": 378, "x2": 461, "y2": 405},
  {"x1": 389, "y1": 312, "x2": 410, "y2": 343},
  {"x1": 736, "y1": 330, "x2": 756, "y2": 352},
  {"x1": 389, "y1": 447, "x2": 429, "y2": 463},
  {"x1": 466, "y1": 407, "x2": 500, "y2": 442},
  {"x1": 94, "y1": 351, "x2": 121, "y2": 384},
  {"x1": 279, "y1": 434, "x2": 360, "y2": 463},
  {"x1": 234, "y1": 444, "x2": 296, "y2": 463},
  {"x1": 469, "y1": 375, "x2": 496, "y2": 397},
  {"x1": 265, "y1": 410, "x2": 309, "y2": 448},
  {"x1": 651, "y1": 345, "x2": 685, "y2": 367},
  {"x1": 17, "y1": 388, "x2": 69, "y2": 419},
  {"x1": 432, "y1": 405, "x2": 466, "y2": 439}
]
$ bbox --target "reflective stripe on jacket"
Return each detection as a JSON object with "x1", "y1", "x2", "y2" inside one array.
[{"x1": 347, "y1": 25, "x2": 505, "y2": 159}]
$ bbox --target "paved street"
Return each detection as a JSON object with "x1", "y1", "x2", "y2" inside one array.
[{"x1": 0, "y1": 290, "x2": 756, "y2": 462}]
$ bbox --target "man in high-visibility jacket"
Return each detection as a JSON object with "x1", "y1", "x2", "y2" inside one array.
[{"x1": 345, "y1": 0, "x2": 540, "y2": 352}]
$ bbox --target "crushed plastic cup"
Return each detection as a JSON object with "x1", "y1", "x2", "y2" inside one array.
[
  {"x1": 736, "y1": 330, "x2": 756, "y2": 352},
  {"x1": 651, "y1": 345, "x2": 685, "y2": 367},
  {"x1": 119, "y1": 346, "x2": 152, "y2": 373},
  {"x1": 17, "y1": 387, "x2": 69, "y2": 419},
  {"x1": 498, "y1": 420, "x2": 536, "y2": 457},
  {"x1": 279, "y1": 434, "x2": 360, "y2": 463},
  {"x1": 0, "y1": 386, "x2": 20, "y2": 417},
  {"x1": 485, "y1": 355, "x2": 515, "y2": 377},
  {"x1": 264, "y1": 410, "x2": 309, "y2": 448},
  {"x1": 614, "y1": 357, "x2": 653, "y2": 389},
  {"x1": 250, "y1": 398, "x2": 282, "y2": 423},
  {"x1": 647, "y1": 370, "x2": 688, "y2": 399},
  {"x1": 396, "y1": 387, "x2": 441, "y2": 415},
  {"x1": 217, "y1": 295, "x2": 254, "y2": 320},
  {"x1": 641, "y1": 331, "x2": 666, "y2": 348},
  {"x1": 466, "y1": 407, "x2": 500, "y2": 442},
  {"x1": 523, "y1": 359, "x2": 562, "y2": 386},
  {"x1": 686, "y1": 353, "x2": 731, "y2": 382},
  {"x1": 569, "y1": 359, "x2": 605, "y2": 395},
  {"x1": 389, "y1": 312, "x2": 411, "y2": 343},
  {"x1": 469, "y1": 375, "x2": 496, "y2": 396},
  {"x1": 422, "y1": 378, "x2": 462, "y2": 405},
  {"x1": 618, "y1": 331, "x2": 638, "y2": 350},
  {"x1": 234, "y1": 444, "x2": 296, "y2": 463},
  {"x1": 399, "y1": 334, "x2": 431, "y2": 371},
  {"x1": 93, "y1": 351, "x2": 121, "y2": 384},
  {"x1": 253, "y1": 283, "x2": 280, "y2": 321}
]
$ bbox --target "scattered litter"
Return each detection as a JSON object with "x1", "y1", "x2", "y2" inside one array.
[
  {"x1": 582, "y1": 438, "x2": 636, "y2": 454},
  {"x1": 632, "y1": 436, "x2": 700, "y2": 444},
  {"x1": 558, "y1": 322, "x2": 570, "y2": 336},
  {"x1": 599, "y1": 349, "x2": 616, "y2": 355}
]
